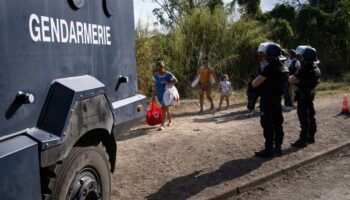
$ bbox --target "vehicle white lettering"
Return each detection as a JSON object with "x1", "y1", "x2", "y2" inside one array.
[
  {"x1": 98, "y1": 25, "x2": 104, "y2": 45},
  {"x1": 60, "y1": 19, "x2": 69, "y2": 43},
  {"x1": 69, "y1": 21, "x2": 77, "y2": 43},
  {"x1": 76, "y1": 22, "x2": 84, "y2": 44},
  {"x1": 29, "y1": 14, "x2": 41, "y2": 42},
  {"x1": 29, "y1": 13, "x2": 111, "y2": 46},
  {"x1": 106, "y1": 26, "x2": 111, "y2": 45},
  {"x1": 50, "y1": 18, "x2": 61, "y2": 43},
  {"x1": 92, "y1": 24, "x2": 98, "y2": 45},
  {"x1": 84, "y1": 23, "x2": 92, "y2": 44},
  {"x1": 41, "y1": 16, "x2": 51, "y2": 42}
]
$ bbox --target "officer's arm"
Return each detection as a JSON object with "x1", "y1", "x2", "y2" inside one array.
[
  {"x1": 252, "y1": 75, "x2": 266, "y2": 88},
  {"x1": 289, "y1": 75, "x2": 300, "y2": 84}
]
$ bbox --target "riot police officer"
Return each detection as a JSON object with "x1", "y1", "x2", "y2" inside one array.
[
  {"x1": 253, "y1": 42, "x2": 286, "y2": 158},
  {"x1": 289, "y1": 45, "x2": 321, "y2": 147}
]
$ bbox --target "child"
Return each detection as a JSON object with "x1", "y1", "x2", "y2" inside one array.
[
  {"x1": 218, "y1": 74, "x2": 233, "y2": 111},
  {"x1": 193, "y1": 57, "x2": 218, "y2": 113}
]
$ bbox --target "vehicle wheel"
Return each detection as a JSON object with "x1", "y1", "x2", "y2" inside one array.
[{"x1": 42, "y1": 144, "x2": 111, "y2": 200}]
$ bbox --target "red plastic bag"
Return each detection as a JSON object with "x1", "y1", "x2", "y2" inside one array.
[{"x1": 146, "y1": 98, "x2": 163, "y2": 126}]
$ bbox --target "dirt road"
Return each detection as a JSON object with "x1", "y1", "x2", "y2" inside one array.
[
  {"x1": 230, "y1": 147, "x2": 350, "y2": 200},
  {"x1": 111, "y1": 96, "x2": 350, "y2": 200}
]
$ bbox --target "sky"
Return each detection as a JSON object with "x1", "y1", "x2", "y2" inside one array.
[{"x1": 133, "y1": 0, "x2": 288, "y2": 26}]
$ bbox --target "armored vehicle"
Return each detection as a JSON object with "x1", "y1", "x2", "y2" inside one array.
[{"x1": 0, "y1": 0, "x2": 146, "y2": 199}]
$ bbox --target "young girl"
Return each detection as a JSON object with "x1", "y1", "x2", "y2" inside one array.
[
  {"x1": 193, "y1": 57, "x2": 218, "y2": 113},
  {"x1": 218, "y1": 74, "x2": 233, "y2": 111}
]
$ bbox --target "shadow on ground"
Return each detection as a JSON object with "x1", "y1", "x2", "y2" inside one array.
[
  {"x1": 192, "y1": 109, "x2": 260, "y2": 124},
  {"x1": 333, "y1": 113, "x2": 350, "y2": 119},
  {"x1": 172, "y1": 102, "x2": 247, "y2": 118},
  {"x1": 146, "y1": 146, "x2": 301, "y2": 200},
  {"x1": 116, "y1": 127, "x2": 156, "y2": 141}
]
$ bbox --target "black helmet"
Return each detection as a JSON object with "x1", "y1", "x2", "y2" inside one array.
[
  {"x1": 258, "y1": 42, "x2": 282, "y2": 58},
  {"x1": 296, "y1": 45, "x2": 317, "y2": 62}
]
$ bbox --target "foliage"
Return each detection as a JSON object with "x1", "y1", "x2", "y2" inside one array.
[
  {"x1": 152, "y1": 0, "x2": 224, "y2": 27},
  {"x1": 269, "y1": 3, "x2": 297, "y2": 22},
  {"x1": 135, "y1": 0, "x2": 350, "y2": 98},
  {"x1": 233, "y1": 0, "x2": 262, "y2": 18},
  {"x1": 266, "y1": 18, "x2": 294, "y2": 47}
]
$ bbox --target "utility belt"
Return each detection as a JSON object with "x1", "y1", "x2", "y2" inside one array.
[
  {"x1": 295, "y1": 88, "x2": 315, "y2": 102},
  {"x1": 260, "y1": 94, "x2": 282, "y2": 106},
  {"x1": 296, "y1": 87, "x2": 315, "y2": 93}
]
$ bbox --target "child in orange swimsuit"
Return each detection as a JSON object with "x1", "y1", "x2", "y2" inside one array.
[{"x1": 193, "y1": 57, "x2": 217, "y2": 113}]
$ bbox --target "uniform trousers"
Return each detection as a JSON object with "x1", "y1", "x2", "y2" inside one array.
[
  {"x1": 260, "y1": 95, "x2": 284, "y2": 150},
  {"x1": 296, "y1": 89, "x2": 316, "y2": 141}
]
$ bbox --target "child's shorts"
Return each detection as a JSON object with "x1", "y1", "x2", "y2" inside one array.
[{"x1": 221, "y1": 91, "x2": 232, "y2": 97}]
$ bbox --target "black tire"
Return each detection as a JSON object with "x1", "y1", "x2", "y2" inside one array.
[{"x1": 42, "y1": 144, "x2": 111, "y2": 200}]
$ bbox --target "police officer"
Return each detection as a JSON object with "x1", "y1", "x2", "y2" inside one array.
[
  {"x1": 289, "y1": 45, "x2": 321, "y2": 147},
  {"x1": 253, "y1": 42, "x2": 286, "y2": 158},
  {"x1": 288, "y1": 49, "x2": 301, "y2": 75}
]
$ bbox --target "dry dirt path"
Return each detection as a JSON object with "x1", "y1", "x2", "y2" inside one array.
[
  {"x1": 111, "y1": 96, "x2": 350, "y2": 200},
  {"x1": 230, "y1": 147, "x2": 350, "y2": 200}
]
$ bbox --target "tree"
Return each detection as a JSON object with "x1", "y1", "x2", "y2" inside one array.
[
  {"x1": 269, "y1": 3, "x2": 297, "y2": 22},
  {"x1": 152, "y1": 0, "x2": 224, "y2": 27},
  {"x1": 295, "y1": 1, "x2": 350, "y2": 77},
  {"x1": 267, "y1": 18, "x2": 294, "y2": 47},
  {"x1": 230, "y1": 0, "x2": 262, "y2": 18}
]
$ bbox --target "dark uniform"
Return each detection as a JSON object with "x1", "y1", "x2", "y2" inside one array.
[
  {"x1": 294, "y1": 62, "x2": 320, "y2": 144},
  {"x1": 258, "y1": 59, "x2": 285, "y2": 156}
]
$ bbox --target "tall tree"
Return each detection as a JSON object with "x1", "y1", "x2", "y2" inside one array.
[
  {"x1": 152, "y1": 0, "x2": 224, "y2": 27},
  {"x1": 269, "y1": 3, "x2": 297, "y2": 22},
  {"x1": 230, "y1": 0, "x2": 262, "y2": 18}
]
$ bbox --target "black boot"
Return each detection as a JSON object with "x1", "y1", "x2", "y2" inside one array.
[
  {"x1": 255, "y1": 149, "x2": 273, "y2": 158},
  {"x1": 273, "y1": 145, "x2": 282, "y2": 156},
  {"x1": 306, "y1": 136, "x2": 315, "y2": 144},
  {"x1": 291, "y1": 139, "x2": 307, "y2": 148}
]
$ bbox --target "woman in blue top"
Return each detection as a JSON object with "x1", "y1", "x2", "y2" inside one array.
[{"x1": 154, "y1": 61, "x2": 178, "y2": 130}]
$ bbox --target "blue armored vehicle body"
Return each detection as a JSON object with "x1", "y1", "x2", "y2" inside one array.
[{"x1": 0, "y1": 0, "x2": 146, "y2": 199}]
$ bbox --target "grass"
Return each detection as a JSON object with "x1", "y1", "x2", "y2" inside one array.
[{"x1": 316, "y1": 82, "x2": 350, "y2": 97}]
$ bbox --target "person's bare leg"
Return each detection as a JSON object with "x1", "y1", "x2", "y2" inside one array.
[
  {"x1": 159, "y1": 105, "x2": 167, "y2": 130},
  {"x1": 166, "y1": 106, "x2": 172, "y2": 126},
  {"x1": 199, "y1": 89, "x2": 204, "y2": 113},
  {"x1": 226, "y1": 96, "x2": 230, "y2": 109},
  {"x1": 206, "y1": 89, "x2": 214, "y2": 109},
  {"x1": 218, "y1": 95, "x2": 224, "y2": 111}
]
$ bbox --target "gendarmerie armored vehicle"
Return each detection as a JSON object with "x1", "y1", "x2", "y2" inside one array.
[{"x1": 0, "y1": 0, "x2": 146, "y2": 199}]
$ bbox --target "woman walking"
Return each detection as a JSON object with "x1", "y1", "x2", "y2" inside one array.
[{"x1": 154, "y1": 61, "x2": 178, "y2": 130}]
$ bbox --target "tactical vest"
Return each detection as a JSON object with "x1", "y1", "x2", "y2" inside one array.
[
  {"x1": 261, "y1": 60, "x2": 286, "y2": 96},
  {"x1": 296, "y1": 63, "x2": 321, "y2": 90}
]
